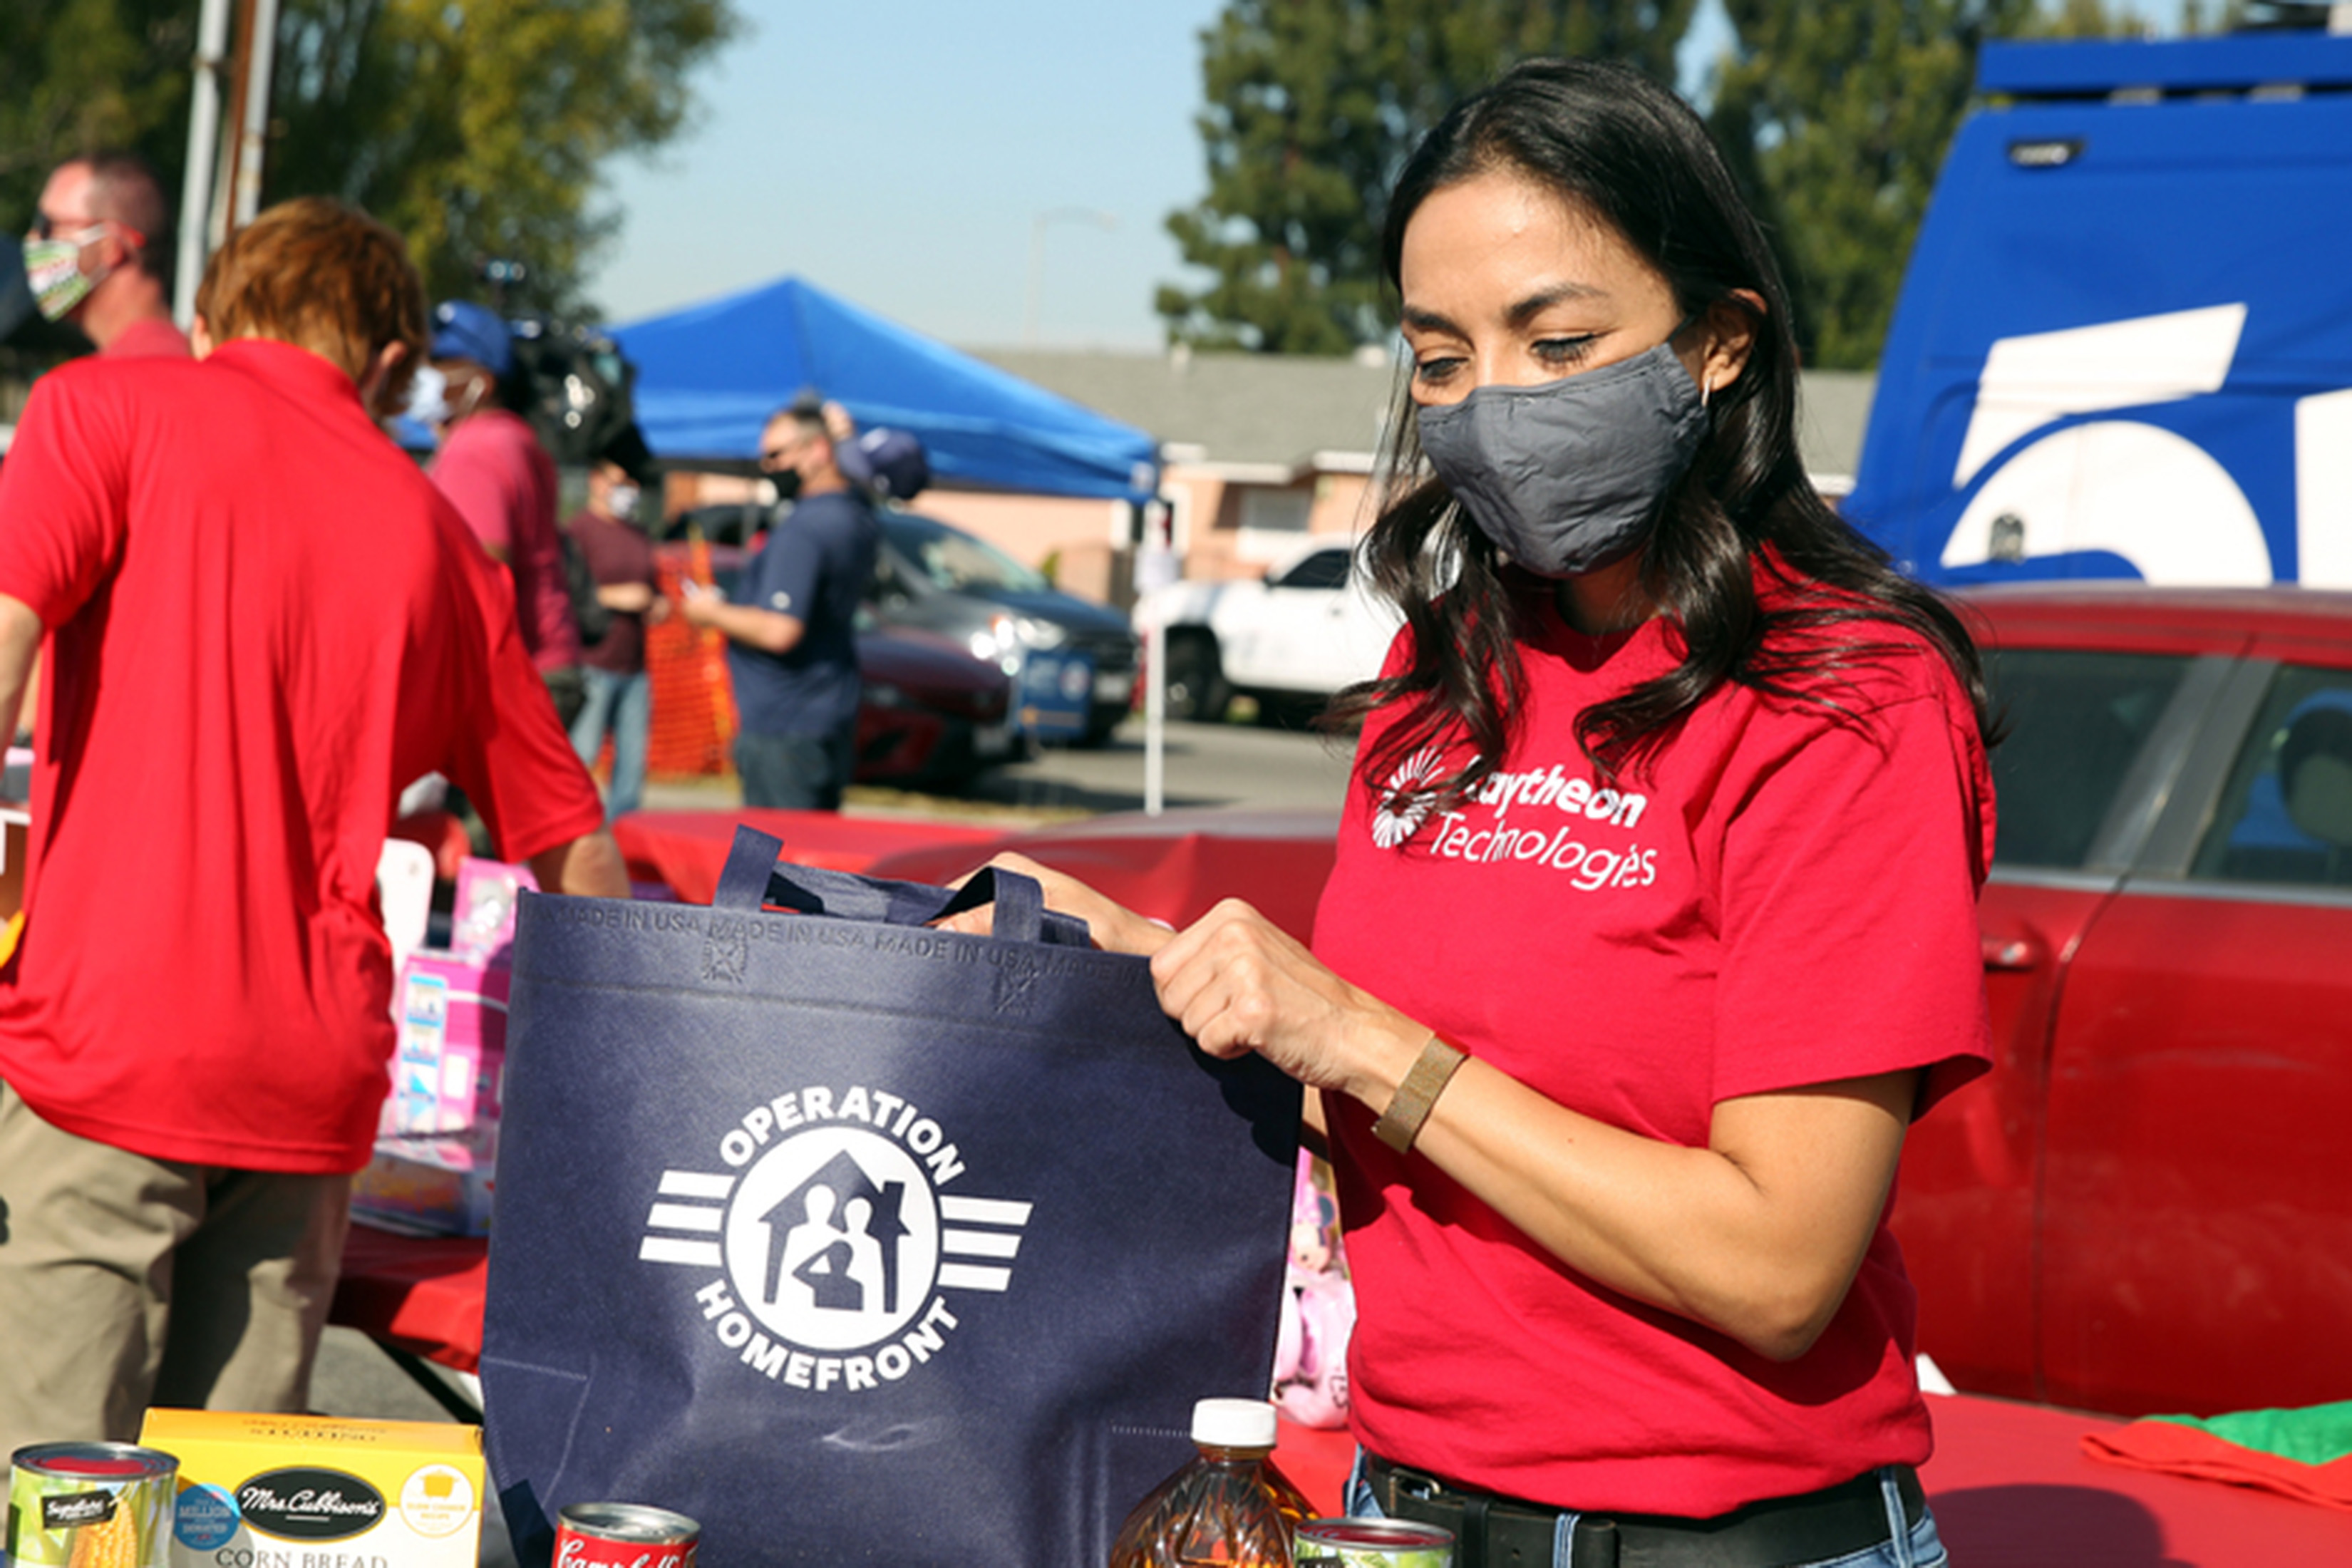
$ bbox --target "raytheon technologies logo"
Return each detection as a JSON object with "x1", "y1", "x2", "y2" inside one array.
[{"x1": 639, "y1": 1083, "x2": 1031, "y2": 1392}]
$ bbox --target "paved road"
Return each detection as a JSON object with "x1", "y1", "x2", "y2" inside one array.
[
  {"x1": 969, "y1": 713, "x2": 1359, "y2": 817},
  {"x1": 642, "y1": 712, "x2": 1363, "y2": 822},
  {"x1": 308, "y1": 714, "x2": 1358, "y2": 1561}
]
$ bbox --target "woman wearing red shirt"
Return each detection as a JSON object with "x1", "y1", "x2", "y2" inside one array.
[{"x1": 968, "y1": 60, "x2": 1992, "y2": 1568}]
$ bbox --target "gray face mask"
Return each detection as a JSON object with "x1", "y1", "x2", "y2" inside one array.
[{"x1": 1415, "y1": 341, "x2": 1709, "y2": 577}]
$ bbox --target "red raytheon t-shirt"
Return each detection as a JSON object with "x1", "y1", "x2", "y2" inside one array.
[
  {"x1": 1312, "y1": 576, "x2": 1995, "y2": 1517},
  {"x1": 0, "y1": 339, "x2": 604, "y2": 1173},
  {"x1": 431, "y1": 408, "x2": 580, "y2": 675}
]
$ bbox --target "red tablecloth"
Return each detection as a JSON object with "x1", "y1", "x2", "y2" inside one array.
[
  {"x1": 329, "y1": 1227, "x2": 2351, "y2": 1561},
  {"x1": 611, "y1": 809, "x2": 1006, "y2": 904},
  {"x1": 865, "y1": 808, "x2": 1342, "y2": 943},
  {"x1": 333, "y1": 1224, "x2": 491, "y2": 1375},
  {"x1": 1271, "y1": 1397, "x2": 2352, "y2": 1561},
  {"x1": 341, "y1": 808, "x2": 2351, "y2": 1558}
]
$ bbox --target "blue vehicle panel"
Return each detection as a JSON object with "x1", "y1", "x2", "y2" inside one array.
[{"x1": 1843, "y1": 33, "x2": 2352, "y2": 589}]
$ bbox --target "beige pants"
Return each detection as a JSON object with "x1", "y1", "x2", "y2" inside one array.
[{"x1": 0, "y1": 1083, "x2": 351, "y2": 1458}]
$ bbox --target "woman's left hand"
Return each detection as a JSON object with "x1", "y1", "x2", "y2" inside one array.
[{"x1": 1150, "y1": 899, "x2": 1428, "y2": 1105}]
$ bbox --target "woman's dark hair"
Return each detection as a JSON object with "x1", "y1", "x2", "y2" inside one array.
[{"x1": 1334, "y1": 57, "x2": 1993, "y2": 804}]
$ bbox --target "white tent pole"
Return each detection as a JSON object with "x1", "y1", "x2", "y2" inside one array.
[
  {"x1": 175, "y1": 0, "x2": 234, "y2": 326},
  {"x1": 1145, "y1": 617, "x2": 1166, "y2": 816},
  {"x1": 1136, "y1": 493, "x2": 1175, "y2": 817}
]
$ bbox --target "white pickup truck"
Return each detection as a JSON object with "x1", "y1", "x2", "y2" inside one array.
[{"x1": 1133, "y1": 539, "x2": 1401, "y2": 724}]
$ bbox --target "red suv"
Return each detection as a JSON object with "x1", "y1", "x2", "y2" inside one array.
[
  {"x1": 877, "y1": 584, "x2": 2352, "y2": 1420},
  {"x1": 1896, "y1": 584, "x2": 2352, "y2": 1417}
]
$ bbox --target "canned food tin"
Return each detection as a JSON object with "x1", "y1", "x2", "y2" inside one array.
[
  {"x1": 555, "y1": 1502, "x2": 701, "y2": 1568},
  {"x1": 1294, "y1": 1515, "x2": 1455, "y2": 1568},
  {"x1": 6, "y1": 1443, "x2": 179, "y2": 1568}
]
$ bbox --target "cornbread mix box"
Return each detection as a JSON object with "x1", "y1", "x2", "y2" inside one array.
[{"x1": 134, "y1": 1410, "x2": 483, "y2": 1568}]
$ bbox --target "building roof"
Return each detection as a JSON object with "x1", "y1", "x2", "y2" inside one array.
[
  {"x1": 969, "y1": 346, "x2": 1876, "y2": 484},
  {"x1": 971, "y1": 346, "x2": 1398, "y2": 473}
]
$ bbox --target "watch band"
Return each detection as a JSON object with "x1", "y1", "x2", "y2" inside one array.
[{"x1": 1372, "y1": 1034, "x2": 1468, "y2": 1154}]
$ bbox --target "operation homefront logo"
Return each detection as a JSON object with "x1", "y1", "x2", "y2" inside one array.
[{"x1": 637, "y1": 1083, "x2": 1031, "y2": 1393}]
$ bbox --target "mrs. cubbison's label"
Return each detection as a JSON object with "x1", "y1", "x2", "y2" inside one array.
[{"x1": 136, "y1": 1410, "x2": 483, "y2": 1568}]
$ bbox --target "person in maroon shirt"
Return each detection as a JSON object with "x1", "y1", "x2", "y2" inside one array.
[
  {"x1": 21, "y1": 153, "x2": 190, "y2": 359},
  {"x1": 0, "y1": 197, "x2": 626, "y2": 1455},
  {"x1": 425, "y1": 300, "x2": 587, "y2": 726},
  {"x1": 566, "y1": 455, "x2": 670, "y2": 818}
]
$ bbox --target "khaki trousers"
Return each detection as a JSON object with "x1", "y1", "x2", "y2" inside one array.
[{"x1": 0, "y1": 1083, "x2": 351, "y2": 1458}]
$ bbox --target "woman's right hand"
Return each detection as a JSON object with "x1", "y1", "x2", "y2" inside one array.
[
  {"x1": 936, "y1": 852, "x2": 1174, "y2": 957},
  {"x1": 1150, "y1": 899, "x2": 1426, "y2": 1105}
]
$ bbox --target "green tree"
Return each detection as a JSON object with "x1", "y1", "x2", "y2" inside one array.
[
  {"x1": 1, "y1": 0, "x2": 734, "y2": 339},
  {"x1": 267, "y1": 0, "x2": 738, "y2": 317},
  {"x1": 1158, "y1": 1, "x2": 1698, "y2": 354},
  {"x1": 1708, "y1": 0, "x2": 2247, "y2": 370},
  {"x1": 0, "y1": 0, "x2": 196, "y2": 216},
  {"x1": 0, "y1": 0, "x2": 197, "y2": 372},
  {"x1": 1706, "y1": 2, "x2": 2038, "y2": 371}
]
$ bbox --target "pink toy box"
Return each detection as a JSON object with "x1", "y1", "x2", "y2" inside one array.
[
  {"x1": 384, "y1": 951, "x2": 510, "y2": 1138},
  {"x1": 356, "y1": 855, "x2": 530, "y2": 1237},
  {"x1": 450, "y1": 856, "x2": 536, "y2": 962}
]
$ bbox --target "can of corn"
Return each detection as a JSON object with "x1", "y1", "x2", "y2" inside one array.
[
  {"x1": 6, "y1": 1443, "x2": 179, "y2": 1568},
  {"x1": 1294, "y1": 1515, "x2": 1455, "y2": 1567}
]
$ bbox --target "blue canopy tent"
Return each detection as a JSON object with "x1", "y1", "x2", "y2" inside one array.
[
  {"x1": 1843, "y1": 33, "x2": 2352, "y2": 588},
  {"x1": 609, "y1": 276, "x2": 1160, "y2": 502}
]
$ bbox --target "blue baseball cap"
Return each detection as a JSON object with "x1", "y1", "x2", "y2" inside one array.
[
  {"x1": 430, "y1": 300, "x2": 514, "y2": 378},
  {"x1": 838, "y1": 426, "x2": 931, "y2": 501}
]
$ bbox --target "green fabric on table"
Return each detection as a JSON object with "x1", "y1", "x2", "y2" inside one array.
[
  {"x1": 2085, "y1": 1399, "x2": 2352, "y2": 1511},
  {"x1": 2152, "y1": 1401, "x2": 2352, "y2": 1467}
]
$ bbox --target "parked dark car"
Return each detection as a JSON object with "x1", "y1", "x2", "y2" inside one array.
[
  {"x1": 865, "y1": 510, "x2": 1139, "y2": 746},
  {"x1": 847, "y1": 625, "x2": 1018, "y2": 791},
  {"x1": 647, "y1": 537, "x2": 1016, "y2": 793},
  {"x1": 665, "y1": 503, "x2": 1139, "y2": 746}
]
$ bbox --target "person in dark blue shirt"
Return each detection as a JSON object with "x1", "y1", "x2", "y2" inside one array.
[{"x1": 680, "y1": 401, "x2": 880, "y2": 808}]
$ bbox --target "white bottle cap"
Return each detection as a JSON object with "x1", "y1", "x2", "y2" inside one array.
[{"x1": 1191, "y1": 1397, "x2": 1279, "y2": 1448}]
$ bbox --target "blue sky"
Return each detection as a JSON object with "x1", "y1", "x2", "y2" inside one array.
[{"x1": 590, "y1": 0, "x2": 2189, "y2": 351}]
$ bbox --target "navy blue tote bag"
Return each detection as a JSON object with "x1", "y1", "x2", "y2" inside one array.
[{"x1": 481, "y1": 827, "x2": 1301, "y2": 1568}]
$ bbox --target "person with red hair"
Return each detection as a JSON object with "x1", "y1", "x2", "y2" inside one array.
[{"x1": 0, "y1": 196, "x2": 626, "y2": 1453}]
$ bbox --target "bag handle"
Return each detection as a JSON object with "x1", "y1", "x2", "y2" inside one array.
[{"x1": 711, "y1": 826, "x2": 1061, "y2": 945}]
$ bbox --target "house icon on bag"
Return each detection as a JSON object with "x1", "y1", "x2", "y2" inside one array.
[{"x1": 755, "y1": 1149, "x2": 911, "y2": 1316}]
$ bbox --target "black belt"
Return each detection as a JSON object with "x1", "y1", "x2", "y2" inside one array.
[{"x1": 1363, "y1": 1453, "x2": 1926, "y2": 1568}]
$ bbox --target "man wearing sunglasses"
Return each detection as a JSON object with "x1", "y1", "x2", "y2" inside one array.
[
  {"x1": 23, "y1": 153, "x2": 187, "y2": 359},
  {"x1": 678, "y1": 396, "x2": 880, "y2": 810}
]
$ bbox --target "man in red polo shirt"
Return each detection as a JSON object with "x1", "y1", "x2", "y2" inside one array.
[
  {"x1": 21, "y1": 152, "x2": 190, "y2": 359},
  {"x1": 0, "y1": 197, "x2": 627, "y2": 1453},
  {"x1": 10, "y1": 154, "x2": 192, "y2": 742}
]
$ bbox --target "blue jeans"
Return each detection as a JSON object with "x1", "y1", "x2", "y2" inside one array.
[
  {"x1": 569, "y1": 666, "x2": 650, "y2": 820},
  {"x1": 735, "y1": 726, "x2": 855, "y2": 811},
  {"x1": 1343, "y1": 1453, "x2": 1948, "y2": 1568}
]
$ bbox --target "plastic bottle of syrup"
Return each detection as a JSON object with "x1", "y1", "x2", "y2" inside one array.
[{"x1": 1107, "y1": 1397, "x2": 1316, "y2": 1567}]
